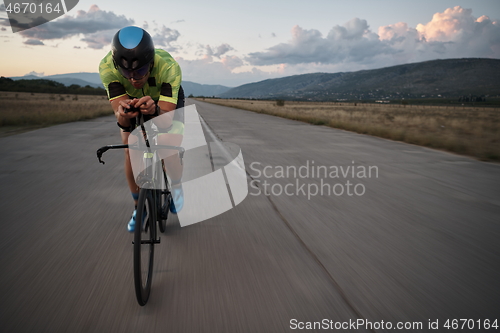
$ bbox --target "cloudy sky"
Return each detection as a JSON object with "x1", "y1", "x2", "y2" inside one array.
[{"x1": 0, "y1": 0, "x2": 499, "y2": 87}]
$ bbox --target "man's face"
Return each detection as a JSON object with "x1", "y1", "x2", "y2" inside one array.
[
  {"x1": 118, "y1": 62, "x2": 152, "y2": 89},
  {"x1": 129, "y1": 74, "x2": 149, "y2": 89}
]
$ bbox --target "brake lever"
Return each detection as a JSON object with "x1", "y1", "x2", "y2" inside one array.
[{"x1": 96, "y1": 148, "x2": 107, "y2": 165}]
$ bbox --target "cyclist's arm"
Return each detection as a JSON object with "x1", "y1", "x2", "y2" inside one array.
[
  {"x1": 123, "y1": 97, "x2": 176, "y2": 132},
  {"x1": 156, "y1": 53, "x2": 181, "y2": 114},
  {"x1": 158, "y1": 101, "x2": 176, "y2": 114},
  {"x1": 150, "y1": 101, "x2": 177, "y2": 129},
  {"x1": 131, "y1": 96, "x2": 172, "y2": 115}
]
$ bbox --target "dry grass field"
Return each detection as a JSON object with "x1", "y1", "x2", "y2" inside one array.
[
  {"x1": 2, "y1": 92, "x2": 498, "y2": 161},
  {"x1": 0, "y1": 91, "x2": 112, "y2": 136},
  {"x1": 199, "y1": 98, "x2": 500, "y2": 161}
]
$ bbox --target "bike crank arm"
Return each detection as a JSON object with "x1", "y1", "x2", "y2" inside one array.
[{"x1": 132, "y1": 238, "x2": 161, "y2": 245}]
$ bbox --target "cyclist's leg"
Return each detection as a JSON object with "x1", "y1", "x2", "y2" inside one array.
[
  {"x1": 158, "y1": 85, "x2": 185, "y2": 183},
  {"x1": 122, "y1": 129, "x2": 147, "y2": 231},
  {"x1": 159, "y1": 133, "x2": 183, "y2": 181},
  {"x1": 121, "y1": 130, "x2": 140, "y2": 203},
  {"x1": 158, "y1": 87, "x2": 185, "y2": 213}
]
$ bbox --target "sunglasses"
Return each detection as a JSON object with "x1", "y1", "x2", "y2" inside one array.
[{"x1": 118, "y1": 62, "x2": 151, "y2": 80}]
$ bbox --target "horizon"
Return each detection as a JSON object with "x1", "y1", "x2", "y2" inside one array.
[{"x1": 7, "y1": 56, "x2": 499, "y2": 89}]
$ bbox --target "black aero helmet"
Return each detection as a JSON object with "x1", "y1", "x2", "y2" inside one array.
[{"x1": 111, "y1": 26, "x2": 155, "y2": 79}]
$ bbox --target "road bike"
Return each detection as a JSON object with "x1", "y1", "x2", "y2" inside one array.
[{"x1": 96, "y1": 124, "x2": 185, "y2": 306}]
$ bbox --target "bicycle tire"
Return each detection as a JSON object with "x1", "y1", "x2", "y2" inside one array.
[{"x1": 134, "y1": 188, "x2": 155, "y2": 306}]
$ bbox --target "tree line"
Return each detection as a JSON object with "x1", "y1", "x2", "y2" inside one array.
[
  {"x1": 0, "y1": 77, "x2": 106, "y2": 95},
  {"x1": 458, "y1": 95, "x2": 487, "y2": 102}
]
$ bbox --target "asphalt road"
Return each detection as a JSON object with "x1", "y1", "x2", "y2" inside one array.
[{"x1": 0, "y1": 99, "x2": 499, "y2": 332}]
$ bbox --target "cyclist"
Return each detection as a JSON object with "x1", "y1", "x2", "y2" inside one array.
[{"x1": 99, "y1": 26, "x2": 184, "y2": 232}]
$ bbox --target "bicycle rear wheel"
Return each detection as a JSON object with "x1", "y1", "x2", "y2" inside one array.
[{"x1": 134, "y1": 188, "x2": 155, "y2": 306}]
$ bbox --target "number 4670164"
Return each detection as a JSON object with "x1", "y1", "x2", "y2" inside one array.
[
  {"x1": 444, "y1": 319, "x2": 498, "y2": 330},
  {"x1": 5, "y1": 2, "x2": 61, "y2": 14}
]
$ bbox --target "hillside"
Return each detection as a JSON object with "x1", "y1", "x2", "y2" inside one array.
[
  {"x1": 10, "y1": 73, "x2": 103, "y2": 88},
  {"x1": 8, "y1": 73, "x2": 231, "y2": 97},
  {"x1": 0, "y1": 77, "x2": 106, "y2": 95},
  {"x1": 220, "y1": 58, "x2": 500, "y2": 101},
  {"x1": 181, "y1": 81, "x2": 231, "y2": 97}
]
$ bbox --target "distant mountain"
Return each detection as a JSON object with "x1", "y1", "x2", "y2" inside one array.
[
  {"x1": 8, "y1": 72, "x2": 231, "y2": 97},
  {"x1": 11, "y1": 75, "x2": 40, "y2": 80},
  {"x1": 220, "y1": 58, "x2": 500, "y2": 100},
  {"x1": 10, "y1": 73, "x2": 102, "y2": 88},
  {"x1": 0, "y1": 77, "x2": 106, "y2": 95},
  {"x1": 45, "y1": 73, "x2": 103, "y2": 86},
  {"x1": 181, "y1": 81, "x2": 231, "y2": 97}
]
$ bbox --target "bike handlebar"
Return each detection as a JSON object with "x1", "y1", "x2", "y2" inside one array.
[{"x1": 97, "y1": 143, "x2": 185, "y2": 165}]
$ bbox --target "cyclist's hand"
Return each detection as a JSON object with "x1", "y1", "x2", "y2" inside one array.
[
  {"x1": 118, "y1": 99, "x2": 139, "y2": 118},
  {"x1": 132, "y1": 96, "x2": 156, "y2": 115}
]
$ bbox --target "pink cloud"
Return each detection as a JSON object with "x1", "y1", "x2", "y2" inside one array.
[
  {"x1": 378, "y1": 22, "x2": 414, "y2": 41},
  {"x1": 416, "y1": 6, "x2": 476, "y2": 42},
  {"x1": 377, "y1": 6, "x2": 500, "y2": 60}
]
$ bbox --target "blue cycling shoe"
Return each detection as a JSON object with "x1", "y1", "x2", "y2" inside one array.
[
  {"x1": 170, "y1": 184, "x2": 184, "y2": 214},
  {"x1": 127, "y1": 209, "x2": 147, "y2": 233}
]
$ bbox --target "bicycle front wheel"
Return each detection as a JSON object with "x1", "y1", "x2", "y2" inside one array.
[{"x1": 134, "y1": 188, "x2": 155, "y2": 306}]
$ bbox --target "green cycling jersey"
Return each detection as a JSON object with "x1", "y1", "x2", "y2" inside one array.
[{"x1": 99, "y1": 48, "x2": 182, "y2": 105}]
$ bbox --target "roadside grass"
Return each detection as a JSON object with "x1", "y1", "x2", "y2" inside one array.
[
  {"x1": 0, "y1": 91, "x2": 111, "y2": 136},
  {"x1": 197, "y1": 98, "x2": 500, "y2": 161}
]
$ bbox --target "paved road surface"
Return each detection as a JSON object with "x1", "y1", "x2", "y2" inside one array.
[{"x1": 0, "y1": 99, "x2": 499, "y2": 332}]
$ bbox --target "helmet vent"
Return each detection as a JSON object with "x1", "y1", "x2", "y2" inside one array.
[{"x1": 120, "y1": 58, "x2": 129, "y2": 69}]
